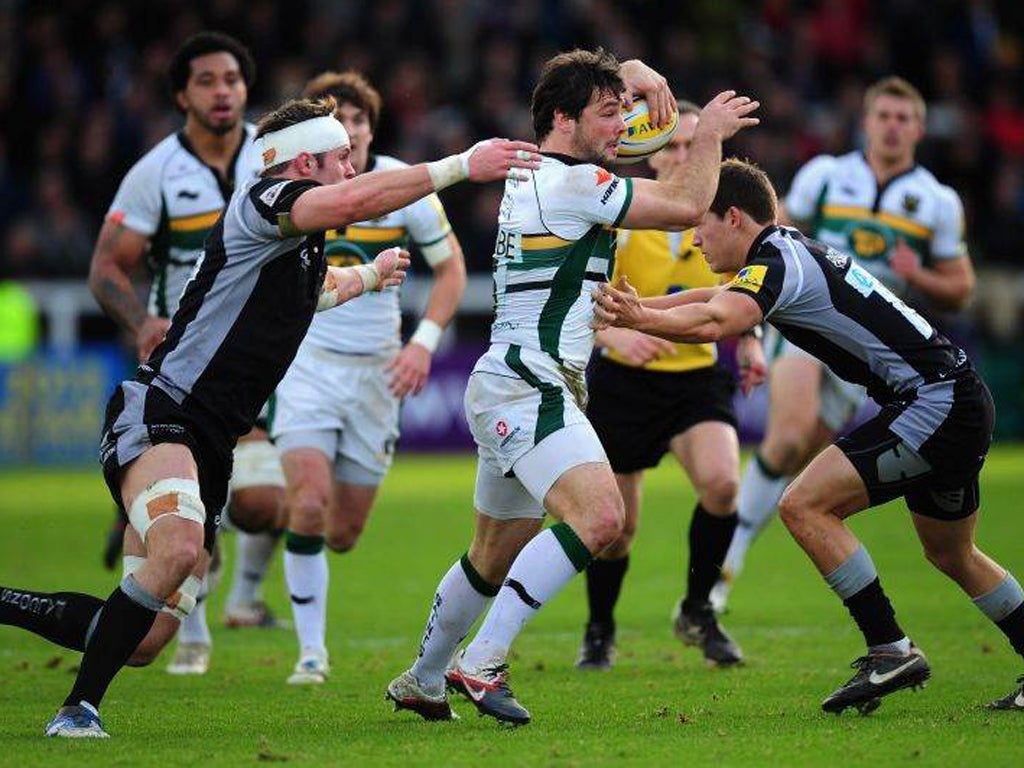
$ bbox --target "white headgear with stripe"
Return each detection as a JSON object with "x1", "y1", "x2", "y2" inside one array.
[{"x1": 260, "y1": 115, "x2": 349, "y2": 170}]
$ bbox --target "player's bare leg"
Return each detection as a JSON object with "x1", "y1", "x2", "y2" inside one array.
[
  {"x1": 669, "y1": 422, "x2": 743, "y2": 664},
  {"x1": 576, "y1": 470, "x2": 640, "y2": 669},
  {"x1": 912, "y1": 512, "x2": 1024, "y2": 710},
  {"x1": 715, "y1": 357, "x2": 830, "y2": 611},
  {"x1": 779, "y1": 446, "x2": 929, "y2": 714},
  {"x1": 389, "y1": 513, "x2": 541, "y2": 720}
]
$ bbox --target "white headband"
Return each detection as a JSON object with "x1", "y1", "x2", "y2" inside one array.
[{"x1": 260, "y1": 115, "x2": 350, "y2": 169}]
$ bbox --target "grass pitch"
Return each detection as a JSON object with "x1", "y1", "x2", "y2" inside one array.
[{"x1": 1, "y1": 448, "x2": 1023, "y2": 767}]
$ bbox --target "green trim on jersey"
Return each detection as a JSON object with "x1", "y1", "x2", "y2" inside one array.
[
  {"x1": 325, "y1": 229, "x2": 410, "y2": 265},
  {"x1": 537, "y1": 226, "x2": 605, "y2": 359},
  {"x1": 151, "y1": 198, "x2": 171, "y2": 318},
  {"x1": 612, "y1": 178, "x2": 634, "y2": 227},
  {"x1": 817, "y1": 214, "x2": 930, "y2": 264},
  {"x1": 504, "y1": 344, "x2": 565, "y2": 445},
  {"x1": 168, "y1": 228, "x2": 212, "y2": 251}
]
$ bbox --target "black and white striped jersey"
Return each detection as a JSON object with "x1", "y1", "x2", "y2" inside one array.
[
  {"x1": 726, "y1": 226, "x2": 966, "y2": 405},
  {"x1": 138, "y1": 176, "x2": 326, "y2": 448}
]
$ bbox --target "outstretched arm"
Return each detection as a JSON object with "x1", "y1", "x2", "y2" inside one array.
[
  {"x1": 594, "y1": 278, "x2": 763, "y2": 343},
  {"x1": 290, "y1": 140, "x2": 541, "y2": 233}
]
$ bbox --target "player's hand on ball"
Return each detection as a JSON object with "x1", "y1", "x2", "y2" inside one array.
[
  {"x1": 698, "y1": 90, "x2": 760, "y2": 140},
  {"x1": 136, "y1": 315, "x2": 170, "y2": 362},
  {"x1": 599, "y1": 327, "x2": 677, "y2": 367},
  {"x1": 736, "y1": 333, "x2": 768, "y2": 395},
  {"x1": 372, "y1": 247, "x2": 410, "y2": 291},
  {"x1": 593, "y1": 277, "x2": 644, "y2": 329},
  {"x1": 386, "y1": 342, "x2": 432, "y2": 398},
  {"x1": 619, "y1": 59, "x2": 676, "y2": 128},
  {"x1": 464, "y1": 139, "x2": 542, "y2": 183}
]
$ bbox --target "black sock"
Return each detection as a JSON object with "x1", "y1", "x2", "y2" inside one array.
[
  {"x1": 996, "y1": 603, "x2": 1024, "y2": 657},
  {"x1": 683, "y1": 505, "x2": 738, "y2": 612},
  {"x1": 64, "y1": 580, "x2": 159, "y2": 709},
  {"x1": 843, "y1": 578, "x2": 905, "y2": 647},
  {"x1": 0, "y1": 587, "x2": 104, "y2": 652},
  {"x1": 585, "y1": 556, "x2": 629, "y2": 627}
]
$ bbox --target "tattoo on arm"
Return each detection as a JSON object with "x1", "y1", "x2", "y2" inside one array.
[{"x1": 91, "y1": 223, "x2": 147, "y2": 332}]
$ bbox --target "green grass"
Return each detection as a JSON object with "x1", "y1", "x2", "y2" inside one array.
[{"x1": 2, "y1": 448, "x2": 1024, "y2": 767}]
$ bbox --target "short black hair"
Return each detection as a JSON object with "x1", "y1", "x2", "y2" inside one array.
[
  {"x1": 168, "y1": 32, "x2": 256, "y2": 95},
  {"x1": 531, "y1": 48, "x2": 624, "y2": 141},
  {"x1": 709, "y1": 158, "x2": 778, "y2": 224}
]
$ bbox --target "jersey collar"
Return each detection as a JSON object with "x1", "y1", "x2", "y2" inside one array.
[
  {"x1": 745, "y1": 224, "x2": 780, "y2": 264},
  {"x1": 177, "y1": 127, "x2": 249, "y2": 200},
  {"x1": 541, "y1": 151, "x2": 589, "y2": 166}
]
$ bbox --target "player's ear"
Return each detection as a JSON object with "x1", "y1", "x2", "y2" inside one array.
[
  {"x1": 175, "y1": 90, "x2": 189, "y2": 113},
  {"x1": 552, "y1": 109, "x2": 574, "y2": 135}
]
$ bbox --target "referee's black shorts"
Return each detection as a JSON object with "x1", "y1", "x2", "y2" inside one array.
[{"x1": 587, "y1": 356, "x2": 737, "y2": 474}]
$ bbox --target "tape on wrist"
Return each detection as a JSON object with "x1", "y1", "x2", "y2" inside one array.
[
  {"x1": 410, "y1": 319, "x2": 443, "y2": 353},
  {"x1": 426, "y1": 154, "x2": 468, "y2": 191},
  {"x1": 354, "y1": 264, "x2": 379, "y2": 293}
]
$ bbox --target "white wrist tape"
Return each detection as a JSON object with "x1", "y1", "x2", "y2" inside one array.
[
  {"x1": 316, "y1": 287, "x2": 339, "y2": 312},
  {"x1": 426, "y1": 153, "x2": 469, "y2": 191},
  {"x1": 410, "y1": 319, "x2": 443, "y2": 353},
  {"x1": 354, "y1": 264, "x2": 380, "y2": 292}
]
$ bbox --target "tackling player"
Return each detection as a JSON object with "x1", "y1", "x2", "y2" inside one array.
[
  {"x1": 713, "y1": 77, "x2": 976, "y2": 612},
  {"x1": 86, "y1": 32, "x2": 287, "y2": 676},
  {"x1": 385, "y1": 49, "x2": 759, "y2": 725},
  {"x1": 595, "y1": 159, "x2": 1024, "y2": 715},
  {"x1": 0, "y1": 95, "x2": 540, "y2": 737},
  {"x1": 577, "y1": 100, "x2": 765, "y2": 669},
  {"x1": 262, "y1": 71, "x2": 467, "y2": 685}
]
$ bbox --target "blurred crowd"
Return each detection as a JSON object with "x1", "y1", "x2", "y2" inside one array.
[{"x1": 2, "y1": 0, "x2": 1023, "y2": 285}]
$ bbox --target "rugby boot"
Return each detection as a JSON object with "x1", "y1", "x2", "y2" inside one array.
[
  {"x1": 446, "y1": 652, "x2": 531, "y2": 725},
  {"x1": 166, "y1": 642, "x2": 211, "y2": 675},
  {"x1": 673, "y1": 600, "x2": 743, "y2": 665},
  {"x1": 44, "y1": 702, "x2": 109, "y2": 738},
  {"x1": 287, "y1": 647, "x2": 329, "y2": 684},
  {"x1": 987, "y1": 675, "x2": 1024, "y2": 711},
  {"x1": 575, "y1": 621, "x2": 616, "y2": 670},
  {"x1": 821, "y1": 645, "x2": 931, "y2": 715},
  {"x1": 386, "y1": 668, "x2": 458, "y2": 721},
  {"x1": 224, "y1": 601, "x2": 289, "y2": 629}
]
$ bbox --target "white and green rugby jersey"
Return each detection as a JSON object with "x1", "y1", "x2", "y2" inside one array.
[
  {"x1": 301, "y1": 154, "x2": 452, "y2": 355},
  {"x1": 477, "y1": 153, "x2": 633, "y2": 377},
  {"x1": 785, "y1": 150, "x2": 965, "y2": 296},
  {"x1": 106, "y1": 124, "x2": 263, "y2": 318}
]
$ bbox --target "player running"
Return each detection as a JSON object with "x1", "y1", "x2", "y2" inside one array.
[
  {"x1": 577, "y1": 100, "x2": 765, "y2": 669},
  {"x1": 258, "y1": 71, "x2": 467, "y2": 685},
  {"x1": 595, "y1": 159, "x2": 1024, "y2": 715},
  {"x1": 0, "y1": 95, "x2": 540, "y2": 737},
  {"x1": 385, "y1": 48, "x2": 759, "y2": 725},
  {"x1": 86, "y1": 32, "x2": 288, "y2": 676},
  {"x1": 713, "y1": 77, "x2": 976, "y2": 612}
]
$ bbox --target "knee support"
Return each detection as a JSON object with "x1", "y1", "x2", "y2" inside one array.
[
  {"x1": 128, "y1": 478, "x2": 205, "y2": 541},
  {"x1": 122, "y1": 555, "x2": 202, "y2": 621}
]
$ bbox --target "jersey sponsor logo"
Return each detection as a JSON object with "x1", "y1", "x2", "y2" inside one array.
[
  {"x1": 594, "y1": 167, "x2": 613, "y2": 186},
  {"x1": 599, "y1": 177, "x2": 620, "y2": 206},
  {"x1": 177, "y1": 189, "x2": 200, "y2": 200},
  {"x1": 844, "y1": 262, "x2": 933, "y2": 338},
  {"x1": 731, "y1": 265, "x2": 767, "y2": 293},
  {"x1": 259, "y1": 181, "x2": 288, "y2": 207}
]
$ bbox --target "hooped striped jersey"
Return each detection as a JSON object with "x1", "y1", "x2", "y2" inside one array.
[
  {"x1": 301, "y1": 154, "x2": 452, "y2": 355},
  {"x1": 479, "y1": 153, "x2": 633, "y2": 377},
  {"x1": 140, "y1": 177, "x2": 325, "y2": 447},
  {"x1": 726, "y1": 225, "x2": 966, "y2": 406},
  {"x1": 106, "y1": 125, "x2": 263, "y2": 318},
  {"x1": 606, "y1": 228, "x2": 721, "y2": 372},
  {"x1": 784, "y1": 151, "x2": 965, "y2": 297}
]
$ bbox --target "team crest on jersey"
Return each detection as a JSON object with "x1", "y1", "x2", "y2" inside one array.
[
  {"x1": 259, "y1": 182, "x2": 287, "y2": 207},
  {"x1": 732, "y1": 265, "x2": 767, "y2": 293},
  {"x1": 902, "y1": 193, "x2": 920, "y2": 214}
]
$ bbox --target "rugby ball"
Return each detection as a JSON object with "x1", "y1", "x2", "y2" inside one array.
[{"x1": 615, "y1": 98, "x2": 679, "y2": 164}]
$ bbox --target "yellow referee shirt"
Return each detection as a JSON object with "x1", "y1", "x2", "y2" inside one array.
[{"x1": 604, "y1": 229, "x2": 722, "y2": 373}]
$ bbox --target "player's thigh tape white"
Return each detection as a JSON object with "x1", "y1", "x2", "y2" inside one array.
[
  {"x1": 128, "y1": 478, "x2": 205, "y2": 541},
  {"x1": 231, "y1": 440, "x2": 285, "y2": 490},
  {"x1": 121, "y1": 555, "x2": 202, "y2": 620}
]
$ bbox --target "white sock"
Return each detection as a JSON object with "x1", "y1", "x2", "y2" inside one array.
[
  {"x1": 178, "y1": 577, "x2": 211, "y2": 646},
  {"x1": 722, "y1": 454, "x2": 789, "y2": 577},
  {"x1": 284, "y1": 543, "x2": 328, "y2": 653},
  {"x1": 227, "y1": 531, "x2": 280, "y2": 609},
  {"x1": 411, "y1": 556, "x2": 497, "y2": 693},
  {"x1": 461, "y1": 524, "x2": 588, "y2": 671}
]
